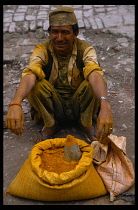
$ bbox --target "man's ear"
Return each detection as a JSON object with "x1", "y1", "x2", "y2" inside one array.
[
  {"x1": 48, "y1": 26, "x2": 51, "y2": 36},
  {"x1": 48, "y1": 30, "x2": 51, "y2": 36},
  {"x1": 74, "y1": 31, "x2": 79, "y2": 38}
]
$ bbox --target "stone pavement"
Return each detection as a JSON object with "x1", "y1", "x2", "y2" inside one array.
[{"x1": 3, "y1": 5, "x2": 134, "y2": 38}]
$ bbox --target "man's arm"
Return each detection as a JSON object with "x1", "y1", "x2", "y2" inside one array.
[
  {"x1": 6, "y1": 74, "x2": 37, "y2": 135},
  {"x1": 88, "y1": 71, "x2": 113, "y2": 142}
]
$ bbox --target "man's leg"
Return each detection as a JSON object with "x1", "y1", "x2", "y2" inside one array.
[
  {"x1": 27, "y1": 79, "x2": 65, "y2": 141},
  {"x1": 72, "y1": 80, "x2": 99, "y2": 127},
  {"x1": 71, "y1": 80, "x2": 100, "y2": 141}
]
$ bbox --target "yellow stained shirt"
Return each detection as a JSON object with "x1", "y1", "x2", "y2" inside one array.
[{"x1": 22, "y1": 38, "x2": 104, "y2": 90}]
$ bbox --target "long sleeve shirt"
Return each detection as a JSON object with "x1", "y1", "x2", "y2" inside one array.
[{"x1": 22, "y1": 38, "x2": 104, "y2": 99}]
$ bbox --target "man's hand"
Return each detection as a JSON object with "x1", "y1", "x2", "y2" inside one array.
[
  {"x1": 96, "y1": 100, "x2": 113, "y2": 143},
  {"x1": 5, "y1": 74, "x2": 37, "y2": 136},
  {"x1": 6, "y1": 105, "x2": 24, "y2": 135}
]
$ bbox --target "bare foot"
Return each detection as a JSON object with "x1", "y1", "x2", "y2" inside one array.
[
  {"x1": 79, "y1": 121, "x2": 97, "y2": 142},
  {"x1": 35, "y1": 121, "x2": 59, "y2": 143},
  {"x1": 84, "y1": 131, "x2": 97, "y2": 142}
]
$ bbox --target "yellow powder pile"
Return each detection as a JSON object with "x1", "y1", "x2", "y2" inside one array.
[
  {"x1": 65, "y1": 135, "x2": 77, "y2": 147},
  {"x1": 40, "y1": 136, "x2": 79, "y2": 174}
]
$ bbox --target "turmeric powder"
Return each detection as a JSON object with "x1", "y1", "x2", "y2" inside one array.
[
  {"x1": 40, "y1": 147, "x2": 78, "y2": 174},
  {"x1": 40, "y1": 135, "x2": 82, "y2": 174},
  {"x1": 65, "y1": 135, "x2": 77, "y2": 147}
]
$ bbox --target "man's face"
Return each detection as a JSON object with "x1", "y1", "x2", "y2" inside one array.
[{"x1": 48, "y1": 25, "x2": 78, "y2": 56}]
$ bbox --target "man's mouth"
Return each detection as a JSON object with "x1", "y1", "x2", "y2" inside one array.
[{"x1": 54, "y1": 42, "x2": 66, "y2": 48}]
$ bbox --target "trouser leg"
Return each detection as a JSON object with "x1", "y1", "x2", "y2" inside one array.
[
  {"x1": 71, "y1": 80, "x2": 100, "y2": 127},
  {"x1": 27, "y1": 79, "x2": 65, "y2": 127}
]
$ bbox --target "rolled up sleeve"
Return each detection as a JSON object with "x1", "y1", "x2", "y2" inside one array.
[
  {"x1": 83, "y1": 46, "x2": 104, "y2": 79},
  {"x1": 22, "y1": 44, "x2": 48, "y2": 81}
]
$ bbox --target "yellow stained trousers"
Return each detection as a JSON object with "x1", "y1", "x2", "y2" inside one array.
[{"x1": 27, "y1": 79, "x2": 100, "y2": 127}]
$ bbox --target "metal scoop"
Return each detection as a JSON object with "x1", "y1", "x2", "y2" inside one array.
[{"x1": 64, "y1": 135, "x2": 82, "y2": 162}]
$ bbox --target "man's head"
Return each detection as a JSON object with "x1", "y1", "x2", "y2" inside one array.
[{"x1": 48, "y1": 6, "x2": 79, "y2": 56}]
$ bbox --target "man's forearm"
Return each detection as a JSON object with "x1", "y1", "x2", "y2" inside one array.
[
  {"x1": 88, "y1": 71, "x2": 107, "y2": 99},
  {"x1": 10, "y1": 74, "x2": 37, "y2": 104},
  {"x1": 88, "y1": 71, "x2": 113, "y2": 141}
]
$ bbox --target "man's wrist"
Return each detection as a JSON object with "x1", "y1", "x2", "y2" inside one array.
[
  {"x1": 99, "y1": 96, "x2": 109, "y2": 101},
  {"x1": 8, "y1": 103, "x2": 22, "y2": 108}
]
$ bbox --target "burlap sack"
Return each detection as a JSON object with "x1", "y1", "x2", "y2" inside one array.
[
  {"x1": 5, "y1": 138, "x2": 107, "y2": 201},
  {"x1": 91, "y1": 134, "x2": 135, "y2": 201}
]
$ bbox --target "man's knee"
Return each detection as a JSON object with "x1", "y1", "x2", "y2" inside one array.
[
  {"x1": 28, "y1": 79, "x2": 51, "y2": 99},
  {"x1": 78, "y1": 80, "x2": 94, "y2": 96}
]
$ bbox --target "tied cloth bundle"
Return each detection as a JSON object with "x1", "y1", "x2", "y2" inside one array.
[{"x1": 91, "y1": 134, "x2": 135, "y2": 202}]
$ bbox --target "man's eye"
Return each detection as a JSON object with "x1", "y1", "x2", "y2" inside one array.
[
  {"x1": 62, "y1": 31, "x2": 70, "y2": 34},
  {"x1": 51, "y1": 30, "x2": 70, "y2": 35},
  {"x1": 52, "y1": 30, "x2": 58, "y2": 34}
]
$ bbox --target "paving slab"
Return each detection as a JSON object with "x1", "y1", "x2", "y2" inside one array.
[{"x1": 3, "y1": 5, "x2": 135, "y2": 38}]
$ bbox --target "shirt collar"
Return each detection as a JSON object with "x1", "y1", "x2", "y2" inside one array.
[
  {"x1": 72, "y1": 38, "x2": 77, "y2": 56},
  {"x1": 48, "y1": 40, "x2": 55, "y2": 56}
]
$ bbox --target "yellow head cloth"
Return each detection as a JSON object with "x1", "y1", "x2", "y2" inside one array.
[{"x1": 49, "y1": 6, "x2": 78, "y2": 26}]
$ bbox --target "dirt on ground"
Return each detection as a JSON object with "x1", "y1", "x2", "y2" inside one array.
[{"x1": 3, "y1": 29, "x2": 135, "y2": 205}]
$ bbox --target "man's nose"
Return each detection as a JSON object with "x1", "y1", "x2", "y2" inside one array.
[{"x1": 56, "y1": 32, "x2": 63, "y2": 41}]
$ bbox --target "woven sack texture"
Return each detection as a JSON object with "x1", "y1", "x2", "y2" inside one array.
[
  {"x1": 5, "y1": 138, "x2": 107, "y2": 201},
  {"x1": 92, "y1": 134, "x2": 135, "y2": 201}
]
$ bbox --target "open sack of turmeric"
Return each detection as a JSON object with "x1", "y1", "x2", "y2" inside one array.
[
  {"x1": 5, "y1": 135, "x2": 107, "y2": 201},
  {"x1": 91, "y1": 134, "x2": 135, "y2": 202}
]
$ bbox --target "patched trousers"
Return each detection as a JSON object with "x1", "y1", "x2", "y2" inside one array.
[{"x1": 27, "y1": 79, "x2": 100, "y2": 127}]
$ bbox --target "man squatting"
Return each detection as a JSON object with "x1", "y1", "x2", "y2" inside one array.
[{"x1": 6, "y1": 6, "x2": 114, "y2": 143}]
